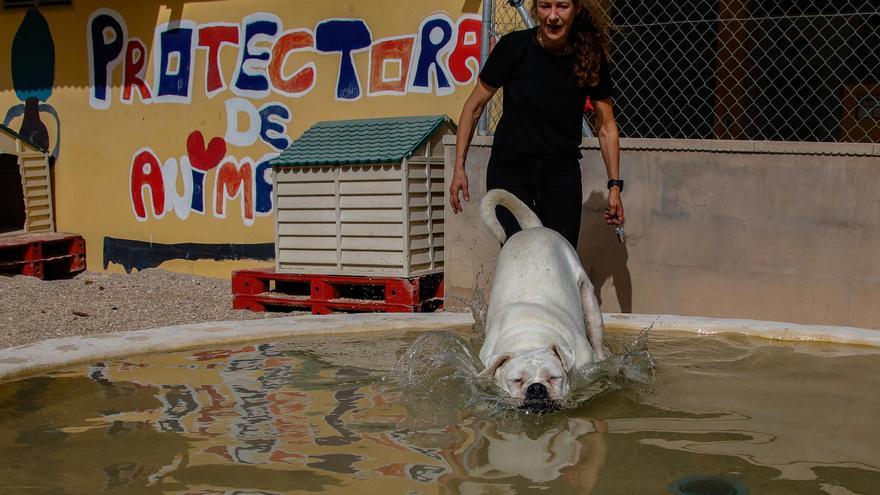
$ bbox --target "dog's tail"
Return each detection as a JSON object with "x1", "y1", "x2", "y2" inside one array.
[{"x1": 480, "y1": 189, "x2": 542, "y2": 244}]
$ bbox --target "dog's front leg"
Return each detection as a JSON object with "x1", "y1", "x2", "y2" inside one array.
[{"x1": 579, "y1": 276, "x2": 607, "y2": 361}]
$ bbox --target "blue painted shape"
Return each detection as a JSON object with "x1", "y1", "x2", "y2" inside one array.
[
  {"x1": 38, "y1": 103, "x2": 61, "y2": 159},
  {"x1": 12, "y1": 9, "x2": 55, "y2": 102},
  {"x1": 315, "y1": 20, "x2": 371, "y2": 99},
  {"x1": 103, "y1": 237, "x2": 274, "y2": 273},
  {"x1": 255, "y1": 159, "x2": 273, "y2": 214},
  {"x1": 157, "y1": 27, "x2": 194, "y2": 99},
  {"x1": 190, "y1": 169, "x2": 206, "y2": 213},
  {"x1": 234, "y1": 18, "x2": 278, "y2": 93},
  {"x1": 413, "y1": 18, "x2": 453, "y2": 90},
  {"x1": 90, "y1": 13, "x2": 124, "y2": 103},
  {"x1": 259, "y1": 104, "x2": 291, "y2": 150}
]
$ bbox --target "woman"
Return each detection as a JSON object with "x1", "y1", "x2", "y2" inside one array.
[{"x1": 450, "y1": 0, "x2": 623, "y2": 247}]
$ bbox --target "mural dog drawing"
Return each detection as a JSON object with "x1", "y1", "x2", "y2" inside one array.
[{"x1": 478, "y1": 189, "x2": 606, "y2": 412}]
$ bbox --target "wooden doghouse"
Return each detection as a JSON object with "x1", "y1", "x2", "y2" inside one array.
[
  {"x1": 270, "y1": 115, "x2": 454, "y2": 277},
  {"x1": 0, "y1": 124, "x2": 53, "y2": 236}
]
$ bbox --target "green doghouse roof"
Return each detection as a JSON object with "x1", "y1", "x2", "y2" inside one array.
[{"x1": 271, "y1": 114, "x2": 454, "y2": 167}]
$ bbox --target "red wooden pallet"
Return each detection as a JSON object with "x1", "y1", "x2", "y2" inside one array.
[
  {"x1": 232, "y1": 269, "x2": 443, "y2": 315},
  {"x1": 0, "y1": 232, "x2": 86, "y2": 279}
]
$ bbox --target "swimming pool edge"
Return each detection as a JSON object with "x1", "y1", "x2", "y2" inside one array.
[
  {"x1": 0, "y1": 313, "x2": 475, "y2": 382},
  {"x1": 2, "y1": 312, "x2": 878, "y2": 382}
]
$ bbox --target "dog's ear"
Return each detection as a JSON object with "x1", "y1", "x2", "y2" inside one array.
[
  {"x1": 478, "y1": 353, "x2": 512, "y2": 379},
  {"x1": 549, "y1": 343, "x2": 576, "y2": 372}
]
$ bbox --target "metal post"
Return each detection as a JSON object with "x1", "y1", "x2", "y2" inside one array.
[
  {"x1": 477, "y1": 0, "x2": 494, "y2": 136},
  {"x1": 508, "y1": 0, "x2": 533, "y2": 28}
]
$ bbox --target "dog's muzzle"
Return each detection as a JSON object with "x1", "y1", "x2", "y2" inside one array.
[{"x1": 521, "y1": 383, "x2": 558, "y2": 414}]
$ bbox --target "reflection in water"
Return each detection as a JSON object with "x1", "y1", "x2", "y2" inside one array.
[
  {"x1": 0, "y1": 330, "x2": 879, "y2": 494},
  {"x1": 448, "y1": 417, "x2": 608, "y2": 494},
  {"x1": 0, "y1": 373, "x2": 189, "y2": 494}
]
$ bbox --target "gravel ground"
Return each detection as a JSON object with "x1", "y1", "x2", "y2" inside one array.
[{"x1": 0, "y1": 269, "x2": 299, "y2": 349}]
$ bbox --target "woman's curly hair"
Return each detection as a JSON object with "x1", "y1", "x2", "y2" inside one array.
[{"x1": 530, "y1": 0, "x2": 615, "y2": 88}]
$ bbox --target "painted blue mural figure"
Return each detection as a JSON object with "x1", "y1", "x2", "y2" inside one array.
[
  {"x1": 315, "y1": 19, "x2": 372, "y2": 100},
  {"x1": 4, "y1": 8, "x2": 61, "y2": 159}
]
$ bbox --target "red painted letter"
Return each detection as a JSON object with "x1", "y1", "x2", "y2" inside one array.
[
  {"x1": 369, "y1": 36, "x2": 414, "y2": 95},
  {"x1": 215, "y1": 159, "x2": 254, "y2": 224},
  {"x1": 198, "y1": 24, "x2": 240, "y2": 97},
  {"x1": 122, "y1": 39, "x2": 152, "y2": 103},
  {"x1": 449, "y1": 17, "x2": 482, "y2": 84},
  {"x1": 269, "y1": 30, "x2": 316, "y2": 97},
  {"x1": 130, "y1": 149, "x2": 165, "y2": 220}
]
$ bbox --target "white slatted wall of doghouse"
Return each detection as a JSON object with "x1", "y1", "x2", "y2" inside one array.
[
  {"x1": 20, "y1": 152, "x2": 54, "y2": 233},
  {"x1": 274, "y1": 132, "x2": 446, "y2": 277}
]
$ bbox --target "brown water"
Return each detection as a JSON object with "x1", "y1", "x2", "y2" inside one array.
[{"x1": 1, "y1": 330, "x2": 878, "y2": 494}]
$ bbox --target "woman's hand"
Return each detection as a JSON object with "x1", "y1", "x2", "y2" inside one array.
[
  {"x1": 604, "y1": 188, "x2": 624, "y2": 225},
  {"x1": 449, "y1": 169, "x2": 470, "y2": 214}
]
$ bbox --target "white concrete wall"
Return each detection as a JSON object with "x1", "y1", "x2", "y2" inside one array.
[{"x1": 444, "y1": 135, "x2": 880, "y2": 329}]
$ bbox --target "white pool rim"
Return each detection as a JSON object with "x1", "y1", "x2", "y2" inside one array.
[{"x1": 1, "y1": 312, "x2": 877, "y2": 382}]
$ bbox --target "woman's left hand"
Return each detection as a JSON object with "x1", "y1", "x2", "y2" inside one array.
[{"x1": 604, "y1": 189, "x2": 624, "y2": 225}]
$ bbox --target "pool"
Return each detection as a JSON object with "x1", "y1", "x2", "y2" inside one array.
[{"x1": 1, "y1": 325, "x2": 878, "y2": 494}]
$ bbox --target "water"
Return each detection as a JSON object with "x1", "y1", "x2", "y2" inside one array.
[{"x1": 1, "y1": 329, "x2": 879, "y2": 494}]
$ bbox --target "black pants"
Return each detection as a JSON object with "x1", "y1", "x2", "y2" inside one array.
[{"x1": 486, "y1": 155, "x2": 583, "y2": 247}]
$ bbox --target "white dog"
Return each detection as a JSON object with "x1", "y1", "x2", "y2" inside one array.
[{"x1": 478, "y1": 189, "x2": 606, "y2": 410}]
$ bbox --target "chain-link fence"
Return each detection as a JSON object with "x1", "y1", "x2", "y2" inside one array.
[{"x1": 486, "y1": 0, "x2": 879, "y2": 143}]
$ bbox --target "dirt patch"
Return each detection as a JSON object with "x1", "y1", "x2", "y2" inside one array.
[{"x1": 0, "y1": 269, "x2": 301, "y2": 349}]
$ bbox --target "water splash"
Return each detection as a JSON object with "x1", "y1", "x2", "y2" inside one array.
[
  {"x1": 389, "y1": 331, "x2": 485, "y2": 427},
  {"x1": 445, "y1": 268, "x2": 490, "y2": 347},
  {"x1": 390, "y1": 325, "x2": 656, "y2": 428},
  {"x1": 564, "y1": 326, "x2": 655, "y2": 408}
]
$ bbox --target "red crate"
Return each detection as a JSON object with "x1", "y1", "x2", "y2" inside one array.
[
  {"x1": 232, "y1": 269, "x2": 443, "y2": 314},
  {"x1": 0, "y1": 233, "x2": 86, "y2": 279}
]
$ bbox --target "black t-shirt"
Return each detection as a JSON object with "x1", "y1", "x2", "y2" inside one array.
[{"x1": 480, "y1": 27, "x2": 613, "y2": 162}]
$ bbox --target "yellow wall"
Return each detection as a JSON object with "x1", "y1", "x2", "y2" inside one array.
[{"x1": 0, "y1": 0, "x2": 481, "y2": 277}]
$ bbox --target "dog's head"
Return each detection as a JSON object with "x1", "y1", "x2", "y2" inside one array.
[{"x1": 479, "y1": 344, "x2": 576, "y2": 411}]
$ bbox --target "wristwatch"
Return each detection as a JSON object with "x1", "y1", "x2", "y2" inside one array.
[{"x1": 607, "y1": 179, "x2": 624, "y2": 192}]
